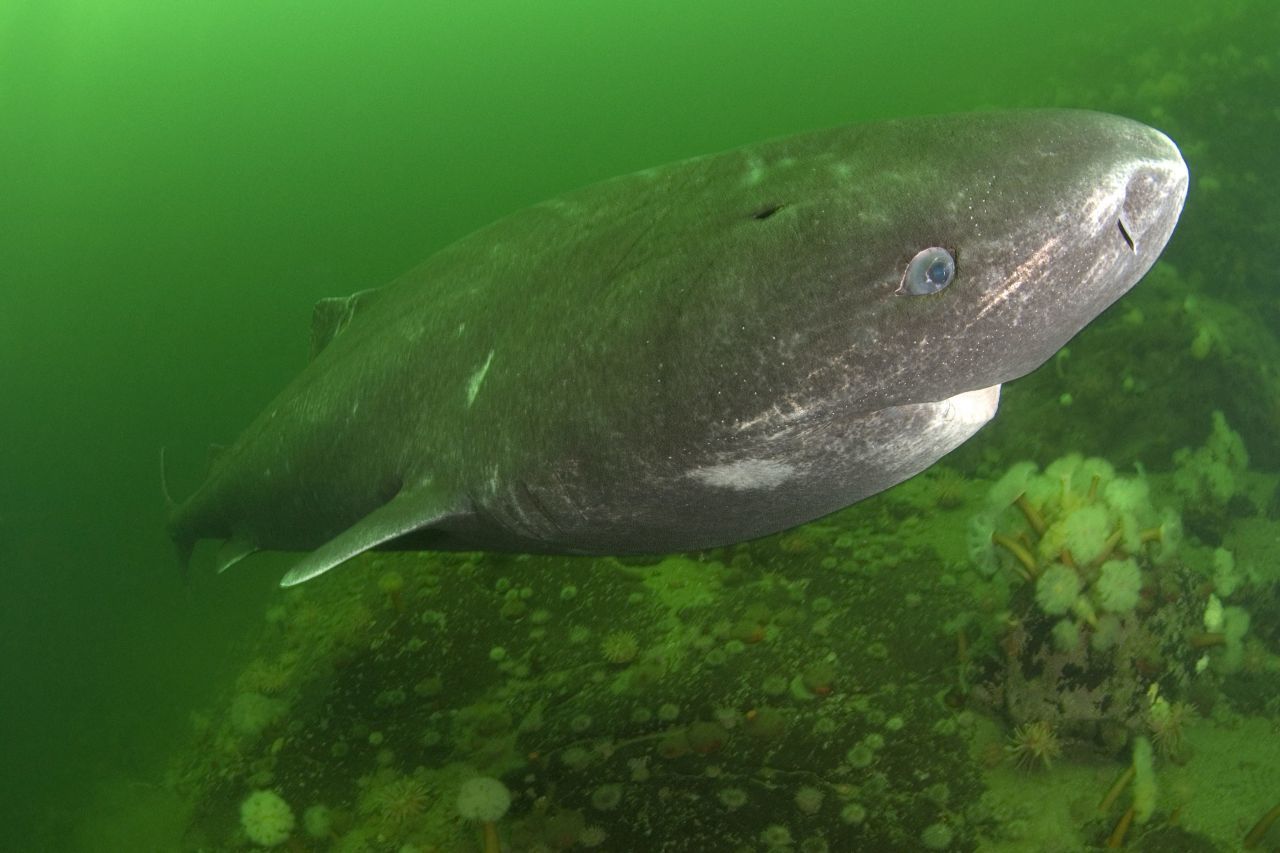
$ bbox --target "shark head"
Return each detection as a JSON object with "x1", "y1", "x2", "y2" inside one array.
[
  {"x1": 672, "y1": 110, "x2": 1188, "y2": 429},
  {"x1": 599, "y1": 110, "x2": 1189, "y2": 548}
]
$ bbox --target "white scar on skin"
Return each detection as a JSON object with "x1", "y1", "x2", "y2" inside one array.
[{"x1": 466, "y1": 350, "x2": 495, "y2": 406}]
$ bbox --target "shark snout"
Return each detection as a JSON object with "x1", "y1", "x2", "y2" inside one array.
[{"x1": 1116, "y1": 129, "x2": 1189, "y2": 260}]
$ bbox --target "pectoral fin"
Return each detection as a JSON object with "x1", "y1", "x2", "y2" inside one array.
[
  {"x1": 278, "y1": 480, "x2": 459, "y2": 588},
  {"x1": 215, "y1": 535, "x2": 259, "y2": 574}
]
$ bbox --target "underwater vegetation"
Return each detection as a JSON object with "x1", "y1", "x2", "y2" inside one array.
[
  {"x1": 961, "y1": 415, "x2": 1280, "y2": 850},
  {"x1": 170, "y1": 516, "x2": 992, "y2": 851}
]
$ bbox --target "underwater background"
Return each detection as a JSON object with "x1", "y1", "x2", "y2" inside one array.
[{"x1": 3, "y1": 1, "x2": 1279, "y2": 850}]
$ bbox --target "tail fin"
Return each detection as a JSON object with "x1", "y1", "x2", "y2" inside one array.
[
  {"x1": 172, "y1": 530, "x2": 196, "y2": 575},
  {"x1": 160, "y1": 446, "x2": 176, "y2": 510},
  {"x1": 161, "y1": 447, "x2": 195, "y2": 573}
]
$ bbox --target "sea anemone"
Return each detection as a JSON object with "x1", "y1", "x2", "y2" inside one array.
[
  {"x1": 579, "y1": 825, "x2": 608, "y2": 847},
  {"x1": 1050, "y1": 619, "x2": 1081, "y2": 652},
  {"x1": 236, "y1": 655, "x2": 295, "y2": 695},
  {"x1": 1035, "y1": 564, "x2": 1081, "y2": 616},
  {"x1": 794, "y1": 785, "x2": 824, "y2": 815},
  {"x1": 1059, "y1": 504, "x2": 1113, "y2": 564},
  {"x1": 363, "y1": 774, "x2": 431, "y2": 832},
  {"x1": 600, "y1": 631, "x2": 640, "y2": 665},
  {"x1": 760, "y1": 824, "x2": 794, "y2": 846},
  {"x1": 1095, "y1": 558, "x2": 1142, "y2": 613},
  {"x1": 377, "y1": 570, "x2": 406, "y2": 612},
  {"x1": 840, "y1": 802, "x2": 868, "y2": 825},
  {"x1": 927, "y1": 466, "x2": 969, "y2": 509},
  {"x1": 1146, "y1": 508, "x2": 1183, "y2": 565},
  {"x1": 302, "y1": 804, "x2": 333, "y2": 839},
  {"x1": 590, "y1": 783, "x2": 624, "y2": 811},
  {"x1": 1006, "y1": 720, "x2": 1062, "y2": 770},
  {"x1": 966, "y1": 513, "x2": 1001, "y2": 576},
  {"x1": 986, "y1": 461, "x2": 1039, "y2": 510},
  {"x1": 1103, "y1": 476, "x2": 1150, "y2": 515},
  {"x1": 1078, "y1": 457, "x2": 1116, "y2": 495},
  {"x1": 457, "y1": 776, "x2": 512, "y2": 853},
  {"x1": 240, "y1": 789, "x2": 295, "y2": 847},
  {"x1": 229, "y1": 691, "x2": 286, "y2": 738},
  {"x1": 1146, "y1": 698, "x2": 1196, "y2": 758}
]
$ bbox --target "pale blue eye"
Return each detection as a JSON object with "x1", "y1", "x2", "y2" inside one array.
[{"x1": 902, "y1": 247, "x2": 956, "y2": 295}]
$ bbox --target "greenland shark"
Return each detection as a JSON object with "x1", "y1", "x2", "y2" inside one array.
[{"x1": 167, "y1": 110, "x2": 1188, "y2": 587}]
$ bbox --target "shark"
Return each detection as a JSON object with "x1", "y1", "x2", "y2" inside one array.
[{"x1": 166, "y1": 110, "x2": 1188, "y2": 587}]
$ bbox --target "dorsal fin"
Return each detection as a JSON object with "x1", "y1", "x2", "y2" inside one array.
[
  {"x1": 310, "y1": 287, "x2": 382, "y2": 360},
  {"x1": 206, "y1": 442, "x2": 228, "y2": 473}
]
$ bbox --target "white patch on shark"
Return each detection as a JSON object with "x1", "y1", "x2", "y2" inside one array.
[
  {"x1": 941, "y1": 385, "x2": 1001, "y2": 425},
  {"x1": 691, "y1": 458, "x2": 797, "y2": 491},
  {"x1": 743, "y1": 155, "x2": 766, "y2": 187},
  {"x1": 466, "y1": 350, "x2": 495, "y2": 406},
  {"x1": 857, "y1": 386, "x2": 1001, "y2": 475}
]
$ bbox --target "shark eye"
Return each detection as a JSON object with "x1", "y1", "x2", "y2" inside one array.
[{"x1": 901, "y1": 247, "x2": 956, "y2": 295}]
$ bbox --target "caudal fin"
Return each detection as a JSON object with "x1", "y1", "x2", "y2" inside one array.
[
  {"x1": 160, "y1": 447, "x2": 176, "y2": 510},
  {"x1": 161, "y1": 447, "x2": 197, "y2": 574}
]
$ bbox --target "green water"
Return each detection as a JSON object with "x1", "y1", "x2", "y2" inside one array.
[{"x1": 3, "y1": 1, "x2": 1278, "y2": 850}]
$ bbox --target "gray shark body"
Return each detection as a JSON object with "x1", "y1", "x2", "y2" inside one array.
[{"x1": 168, "y1": 110, "x2": 1188, "y2": 586}]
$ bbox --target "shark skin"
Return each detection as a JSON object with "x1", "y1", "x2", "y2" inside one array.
[{"x1": 166, "y1": 110, "x2": 1188, "y2": 586}]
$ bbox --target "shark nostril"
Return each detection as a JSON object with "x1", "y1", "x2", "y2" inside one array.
[{"x1": 1117, "y1": 217, "x2": 1136, "y2": 252}]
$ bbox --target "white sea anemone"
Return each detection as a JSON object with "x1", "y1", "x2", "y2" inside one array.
[
  {"x1": 1051, "y1": 619, "x2": 1080, "y2": 652},
  {"x1": 986, "y1": 461, "x2": 1038, "y2": 509},
  {"x1": 230, "y1": 691, "x2": 286, "y2": 738},
  {"x1": 457, "y1": 776, "x2": 511, "y2": 823},
  {"x1": 240, "y1": 789, "x2": 294, "y2": 847},
  {"x1": 1061, "y1": 505, "x2": 1112, "y2": 564},
  {"x1": 966, "y1": 513, "x2": 999, "y2": 575},
  {"x1": 302, "y1": 803, "x2": 332, "y2": 839},
  {"x1": 1095, "y1": 559, "x2": 1142, "y2": 613},
  {"x1": 1035, "y1": 564, "x2": 1081, "y2": 616}
]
